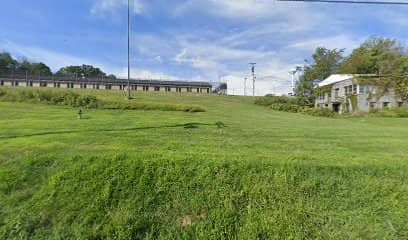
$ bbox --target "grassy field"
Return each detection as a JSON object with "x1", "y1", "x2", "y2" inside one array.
[{"x1": 0, "y1": 88, "x2": 407, "y2": 239}]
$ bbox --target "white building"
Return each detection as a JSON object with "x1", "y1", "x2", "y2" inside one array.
[{"x1": 315, "y1": 74, "x2": 405, "y2": 113}]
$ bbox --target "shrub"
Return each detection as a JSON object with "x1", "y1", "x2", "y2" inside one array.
[
  {"x1": 370, "y1": 107, "x2": 408, "y2": 118},
  {"x1": 0, "y1": 88, "x2": 206, "y2": 112},
  {"x1": 301, "y1": 107, "x2": 336, "y2": 117}
]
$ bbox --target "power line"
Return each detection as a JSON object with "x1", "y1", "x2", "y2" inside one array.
[{"x1": 277, "y1": 0, "x2": 408, "y2": 5}]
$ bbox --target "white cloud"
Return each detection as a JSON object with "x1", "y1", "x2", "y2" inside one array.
[
  {"x1": 288, "y1": 35, "x2": 364, "y2": 53},
  {"x1": 91, "y1": 0, "x2": 144, "y2": 16}
]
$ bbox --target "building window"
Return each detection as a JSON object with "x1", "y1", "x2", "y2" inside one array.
[
  {"x1": 28, "y1": 81, "x2": 33, "y2": 87},
  {"x1": 335, "y1": 88, "x2": 339, "y2": 98},
  {"x1": 207, "y1": 88, "x2": 210, "y2": 94},
  {"x1": 40, "y1": 82, "x2": 47, "y2": 87},
  {"x1": 398, "y1": 102, "x2": 404, "y2": 108},
  {"x1": 383, "y1": 102, "x2": 390, "y2": 108},
  {"x1": 54, "y1": 82, "x2": 60, "y2": 88},
  {"x1": 154, "y1": 87, "x2": 160, "y2": 92},
  {"x1": 352, "y1": 85, "x2": 357, "y2": 94},
  {"x1": 106, "y1": 84, "x2": 112, "y2": 90},
  {"x1": 0, "y1": 80, "x2": 3, "y2": 86},
  {"x1": 176, "y1": 87, "x2": 182, "y2": 93},
  {"x1": 13, "y1": 81, "x2": 19, "y2": 86},
  {"x1": 359, "y1": 86, "x2": 365, "y2": 94},
  {"x1": 197, "y1": 88, "x2": 200, "y2": 93},
  {"x1": 165, "y1": 87, "x2": 171, "y2": 92},
  {"x1": 187, "y1": 87, "x2": 192, "y2": 93},
  {"x1": 143, "y1": 86, "x2": 149, "y2": 91},
  {"x1": 370, "y1": 102, "x2": 376, "y2": 109}
]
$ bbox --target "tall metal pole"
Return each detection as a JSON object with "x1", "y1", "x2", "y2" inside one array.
[
  {"x1": 127, "y1": 0, "x2": 131, "y2": 99},
  {"x1": 249, "y1": 63, "x2": 256, "y2": 97},
  {"x1": 244, "y1": 76, "x2": 247, "y2": 96}
]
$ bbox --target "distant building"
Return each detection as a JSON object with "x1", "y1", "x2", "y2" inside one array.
[
  {"x1": 315, "y1": 74, "x2": 405, "y2": 113},
  {"x1": 0, "y1": 75, "x2": 212, "y2": 94}
]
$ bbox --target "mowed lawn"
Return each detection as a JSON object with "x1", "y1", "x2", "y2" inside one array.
[{"x1": 0, "y1": 89, "x2": 407, "y2": 239}]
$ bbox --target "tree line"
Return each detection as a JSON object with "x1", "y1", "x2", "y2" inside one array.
[
  {"x1": 296, "y1": 36, "x2": 408, "y2": 104},
  {"x1": 0, "y1": 51, "x2": 116, "y2": 79}
]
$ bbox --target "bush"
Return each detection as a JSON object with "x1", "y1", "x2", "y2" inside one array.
[
  {"x1": 255, "y1": 96, "x2": 301, "y2": 107},
  {"x1": 0, "y1": 88, "x2": 206, "y2": 112},
  {"x1": 370, "y1": 107, "x2": 408, "y2": 118},
  {"x1": 301, "y1": 107, "x2": 336, "y2": 117}
]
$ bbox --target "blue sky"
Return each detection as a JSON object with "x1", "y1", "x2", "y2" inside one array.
[{"x1": 1, "y1": 0, "x2": 408, "y2": 95}]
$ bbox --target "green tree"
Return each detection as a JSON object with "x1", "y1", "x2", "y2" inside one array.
[
  {"x1": 56, "y1": 64, "x2": 107, "y2": 78},
  {"x1": 0, "y1": 52, "x2": 18, "y2": 74},
  {"x1": 340, "y1": 37, "x2": 404, "y2": 74},
  {"x1": 296, "y1": 47, "x2": 344, "y2": 104}
]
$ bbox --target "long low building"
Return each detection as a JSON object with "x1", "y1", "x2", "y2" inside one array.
[{"x1": 0, "y1": 76, "x2": 212, "y2": 94}]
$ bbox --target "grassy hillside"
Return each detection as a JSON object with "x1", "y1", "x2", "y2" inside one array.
[{"x1": 0, "y1": 88, "x2": 407, "y2": 239}]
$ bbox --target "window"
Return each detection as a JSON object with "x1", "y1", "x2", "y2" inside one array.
[
  {"x1": 54, "y1": 82, "x2": 60, "y2": 88},
  {"x1": 383, "y1": 102, "x2": 390, "y2": 108},
  {"x1": 106, "y1": 84, "x2": 112, "y2": 90},
  {"x1": 344, "y1": 86, "x2": 348, "y2": 95},
  {"x1": 398, "y1": 102, "x2": 404, "y2": 108},
  {"x1": 187, "y1": 87, "x2": 192, "y2": 93},
  {"x1": 165, "y1": 87, "x2": 171, "y2": 92},
  {"x1": 0, "y1": 80, "x2": 3, "y2": 86},
  {"x1": 143, "y1": 86, "x2": 149, "y2": 91},
  {"x1": 28, "y1": 81, "x2": 33, "y2": 87},
  {"x1": 176, "y1": 87, "x2": 182, "y2": 93},
  {"x1": 81, "y1": 83, "x2": 87, "y2": 89},
  {"x1": 359, "y1": 86, "x2": 365, "y2": 94},
  {"x1": 335, "y1": 88, "x2": 339, "y2": 98},
  {"x1": 197, "y1": 88, "x2": 200, "y2": 93},
  {"x1": 154, "y1": 87, "x2": 160, "y2": 92},
  {"x1": 370, "y1": 102, "x2": 376, "y2": 109},
  {"x1": 40, "y1": 82, "x2": 47, "y2": 87},
  {"x1": 352, "y1": 85, "x2": 357, "y2": 94},
  {"x1": 207, "y1": 88, "x2": 210, "y2": 94},
  {"x1": 13, "y1": 81, "x2": 19, "y2": 86}
]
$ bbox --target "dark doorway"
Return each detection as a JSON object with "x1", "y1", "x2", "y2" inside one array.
[{"x1": 332, "y1": 103, "x2": 340, "y2": 113}]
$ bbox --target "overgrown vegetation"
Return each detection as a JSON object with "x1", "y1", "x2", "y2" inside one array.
[
  {"x1": 255, "y1": 96, "x2": 336, "y2": 117},
  {"x1": 369, "y1": 107, "x2": 408, "y2": 118},
  {"x1": 0, "y1": 87, "x2": 206, "y2": 112}
]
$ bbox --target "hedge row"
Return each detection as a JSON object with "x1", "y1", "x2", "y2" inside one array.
[
  {"x1": 255, "y1": 96, "x2": 336, "y2": 117},
  {"x1": 0, "y1": 88, "x2": 206, "y2": 112}
]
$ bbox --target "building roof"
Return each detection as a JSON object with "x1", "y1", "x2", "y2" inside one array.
[
  {"x1": 318, "y1": 74, "x2": 354, "y2": 87},
  {"x1": 317, "y1": 74, "x2": 378, "y2": 87}
]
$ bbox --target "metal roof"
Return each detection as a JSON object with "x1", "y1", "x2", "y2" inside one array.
[{"x1": 318, "y1": 74, "x2": 378, "y2": 87}]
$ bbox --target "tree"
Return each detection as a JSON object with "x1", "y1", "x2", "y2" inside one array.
[
  {"x1": 0, "y1": 52, "x2": 18, "y2": 74},
  {"x1": 17, "y1": 59, "x2": 52, "y2": 76},
  {"x1": 296, "y1": 47, "x2": 344, "y2": 104},
  {"x1": 56, "y1": 64, "x2": 107, "y2": 78},
  {"x1": 340, "y1": 37, "x2": 405, "y2": 75}
]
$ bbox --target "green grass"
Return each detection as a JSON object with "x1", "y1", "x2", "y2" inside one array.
[{"x1": 0, "y1": 87, "x2": 407, "y2": 239}]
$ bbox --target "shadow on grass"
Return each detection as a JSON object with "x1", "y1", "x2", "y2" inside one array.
[{"x1": 0, "y1": 122, "x2": 226, "y2": 140}]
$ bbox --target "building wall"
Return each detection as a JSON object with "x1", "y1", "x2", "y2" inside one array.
[
  {"x1": 0, "y1": 78, "x2": 212, "y2": 94},
  {"x1": 316, "y1": 78, "x2": 404, "y2": 113}
]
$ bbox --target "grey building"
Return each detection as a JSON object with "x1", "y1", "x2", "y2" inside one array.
[{"x1": 315, "y1": 74, "x2": 405, "y2": 113}]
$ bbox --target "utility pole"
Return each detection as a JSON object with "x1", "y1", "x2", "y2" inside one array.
[
  {"x1": 127, "y1": 0, "x2": 131, "y2": 99},
  {"x1": 244, "y1": 76, "x2": 247, "y2": 96},
  {"x1": 249, "y1": 63, "x2": 256, "y2": 96}
]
